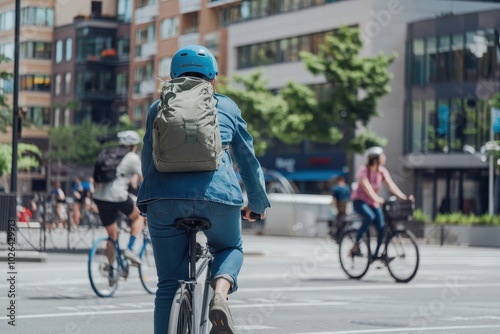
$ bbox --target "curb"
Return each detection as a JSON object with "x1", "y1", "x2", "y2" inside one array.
[{"x1": 0, "y1": 251, "x2": 48, "y2": 263}]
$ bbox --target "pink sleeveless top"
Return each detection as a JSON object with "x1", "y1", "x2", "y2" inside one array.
[{"x1": 350, "y1": 165, "x2": 389, "y2": 208}]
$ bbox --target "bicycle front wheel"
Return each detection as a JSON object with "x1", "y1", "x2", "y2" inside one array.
[
  {"x1": 138, "y1": 239, "x2": 157, "y2": 294},
  {"x1": 88, "y1": 237, "x2": 119, "y2": 297},
  {"x1": 338, "y1": 229, "x2": 370, "y2": 279},
  {"x1": 169, "y1": 287, "x2": 193, "y2": 334},
  {"x1": 386, "y1": 230, "x2": 420, "y2": 283}
]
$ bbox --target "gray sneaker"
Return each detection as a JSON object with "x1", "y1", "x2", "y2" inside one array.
[
  {"x1": 123, "y1": 249, "x2": 142, "y2": 266},
  {"x1": 209, "y1": 293, "x2": 235, "y2": 334}
]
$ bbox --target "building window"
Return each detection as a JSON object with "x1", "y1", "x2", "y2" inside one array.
[
  {"x1": 0, "y1": 10, "x2": 14, "y2": 31},
  {"x1": 20, "y1": 74, "x2": 51, "y2": 92},
  {"x1": 450, "y1": 34, "x2": 464, "y2": 82},
  {"x1": 54, "y1": 108, "x2": 60, "y2": 128},
  {"x1": 411, "y1": 100, "x2": 423, "y2": 153},
  {"x1": 76, "y1": 69, "x2": 115, "y2": 94},
  {"x1": 76, "y1": 28, "x2": 114, "y2": 61},
  {"x1": 65, "y1": 72, "x2": 72, "y2": 95},
  {"x1": 0, "y1": 77, "x2": 13, "y2": 93},
  {"x1": 55, "y1": 74, "x2": 61, "y2": 96},
  {"x1": 0, "y1": 42, "x2": 14, "y2": 59},
  {"x1": 64, "y1": 108, "x2": 71, "y2": 126},
  {"x1": 477, "y1": 29, "x2": 496, "y2": 80},
  {"x1": 159, "y1": 57, "x2": 172, "y2": 78},
  {"x1": 134, "y1": 104, "x2": 142, "y2": 121},
  {"x1": 160, "y1": 17, "x2": 179, "y2": 39},
  {"x1": 137, "y1": 0, "x2": 157, "y2": 8},
  {"x1": 27, "y1": 106, "x2": 50, "y2": 126},
  {"x1": 424, "y1": 37, "x2": 437, "y2": 84},
  {"x1": 117, "y1": 0, "x2": 132, "y2": 22},
  {"x1": 237, "y1": 29, "x2": 337, "y2": 69},
  {"x1": 56, "y1": 40, "x2": 63, "y2": 63},
  {"x1": 21, "y1": 7, "x2": 54, "y2": 27},
  {"x1": 465, "y1": 32, "x2": 481, "y2": 81},
  {"x1": 412, "y1": 39, "x2": 425, "y2": 85},
  {"x1": 65, "y1": 38, "x2": 73, "y2": 61},
  {"x1": 117, "y1": 38, "x2": 130, "y2": 57},
  {"x1": 133, "y1": 62, "x2": 153, "y2": 93},
  {"x1": 436, "y1": 35, "x2": 450, "y2": 82},
  {"x1": 116, "y1": 72, "x2": 128, "y2": 94}
]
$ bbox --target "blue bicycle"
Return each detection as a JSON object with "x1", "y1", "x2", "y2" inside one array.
[{"x1": 88, "y1": 223, "x2": 157, "y2": 297}]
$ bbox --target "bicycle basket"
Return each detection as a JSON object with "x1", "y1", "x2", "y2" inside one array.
[{"x1": 383, "y1": 198, "x2": 414, "y2": 222}]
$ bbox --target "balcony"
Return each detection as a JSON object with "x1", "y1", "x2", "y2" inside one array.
[
  {"x1": 205, "y1": 31, "x2": 220, "y2": 56},
  {"x1": 135, "y1": 4, "x2": 157, "y2": 24},
  {"x1": 179, "y1": 0, "x2": 201, "y2": 14},
  {"x1": 140, "y1": 79, "x2": 156, "y2": 95},
  {"x1": 179, "y1": 33, "x2": 200, "y2": 48},
  {"x1": 136, "y1": 41, "x2": 157, "y2": 59}
]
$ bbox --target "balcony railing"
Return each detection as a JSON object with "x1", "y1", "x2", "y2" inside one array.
[
  {"x1": 135, "y1": 3, "x2": 158, "y2": 24},
  {"x1": 179, "y1": 0, "x2": 201, "y2": 14}
]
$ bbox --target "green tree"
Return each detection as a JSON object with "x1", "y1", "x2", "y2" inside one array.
[
  {"x1": 290, "y1": 25, "x2": 396, "y2": 152},
  {"x1": 217, "y1": 71, "x2": 287, "y2": 156},
  {"x1": 0, "y1": 143, "x2": 41, "y2": 191}
]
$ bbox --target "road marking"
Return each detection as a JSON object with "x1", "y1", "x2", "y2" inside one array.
[
  {"x1": 292, "y1": 324, "x2": 500, "y2": 333},
  {"x1": 238, "y1": 282, "x2": 500, "y2": 293},
  {"x1": 0, "y1": 301, "x2": 347, "y2": 320}
]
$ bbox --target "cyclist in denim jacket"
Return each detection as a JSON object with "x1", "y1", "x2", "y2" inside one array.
[{"x1": 137, "y1": 45, "x2": 270, "y2": 334}]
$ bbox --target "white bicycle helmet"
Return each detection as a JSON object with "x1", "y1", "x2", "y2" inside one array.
[
  {"x1": 117, "y1": 130, "x2": 141, "y2": 146},
  {"x1": 365, "y1": 146, "x2": 384, "y2": 158}
]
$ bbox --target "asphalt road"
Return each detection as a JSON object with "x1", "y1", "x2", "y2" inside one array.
[{"x1": 1, "y1": 234, "x2": 499, "y2": 334}]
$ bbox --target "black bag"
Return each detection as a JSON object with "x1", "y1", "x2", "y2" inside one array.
[{"x1": 93, "y1": 146, "x2": 130, "y2": 183}]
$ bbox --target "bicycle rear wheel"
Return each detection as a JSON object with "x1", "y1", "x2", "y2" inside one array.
[
  {"x1": 138, "y1": 239, "x2": 157, "y2": 294},
  {"x1": 386, "y1": 230, "x2": 419, "y2": 283},
  {"x1": 169, "y1": 287, "x2": 193, "y2": 334},
  {"x1": 338, "y1": 229, "x2": 370, "y2": 279},
  {"x1": 88, "y1": 237, "x2": 119, "y2": 297}
]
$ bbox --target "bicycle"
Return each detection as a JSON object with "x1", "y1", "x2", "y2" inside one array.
[
  {"x1": 88, "y1": 218, "x2": 157, "y2": 297},
  {"x1": 168, "y1": 211, "x2": 261, "y2": 334},
  {"x1": 338, "y1": 197, "x2": 420, "y2": 283}
]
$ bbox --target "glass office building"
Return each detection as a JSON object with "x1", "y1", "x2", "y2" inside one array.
[{"x1": 405, "y1": 9, "x2": 500, "y2": 217}]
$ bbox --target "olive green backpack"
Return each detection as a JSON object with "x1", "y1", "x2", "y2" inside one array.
[{"x1": 153, "y1": 76, "x2": 223, "y2": 173}]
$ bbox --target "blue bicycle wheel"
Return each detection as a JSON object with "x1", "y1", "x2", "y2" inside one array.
[
  {"x1": 88, "y1": 237, "x2": 119, "y2": 297},
  {"x1": 138, "y1": 238, "x2": 157, "y2": 294}
]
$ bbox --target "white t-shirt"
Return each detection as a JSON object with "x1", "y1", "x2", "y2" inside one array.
[{"x1": 93, "y1": 151, "x2": 142, "y2": 203}]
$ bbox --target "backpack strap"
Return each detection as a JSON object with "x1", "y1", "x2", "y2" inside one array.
[{"x1": 185, "y1": 119, "x2": 197, "y2": 144}]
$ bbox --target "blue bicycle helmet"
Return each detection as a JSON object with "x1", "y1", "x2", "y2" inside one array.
[{"x1": 170, "y1": 45, "x2": 218, "y2": 80}]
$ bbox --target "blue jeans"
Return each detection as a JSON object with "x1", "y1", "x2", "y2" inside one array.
[
  {"x1": 353, "y1": 200, "x2": 385, "y2": 257},
  {"x1": 146, "y1": 199, "x2": 243, "y2": 334}
]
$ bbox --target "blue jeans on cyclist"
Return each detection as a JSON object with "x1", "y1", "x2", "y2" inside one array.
[
  {"x1": 146, "y1": 199, "x2": 243, "y2": 334},
  {"x1": 353, "y1": 199, "x2": 385, "y2": 258}
]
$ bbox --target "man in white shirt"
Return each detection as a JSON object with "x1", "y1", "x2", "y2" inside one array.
[{"x1": 93, "y1": 130, "x2": 145, "y2": 267}]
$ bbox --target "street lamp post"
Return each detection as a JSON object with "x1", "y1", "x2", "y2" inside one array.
[{"x1": 10, "y1": 0, "x2": 21, "y2": 192}]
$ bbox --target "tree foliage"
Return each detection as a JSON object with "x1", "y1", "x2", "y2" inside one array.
[
  {"x1": 217, "y1": 71, "x2": 287, "y2": 156},
  {"x1": 289, "y1": 26, "x2": 396, "y2": 153},
  {"x1": 0, "y1": 143, "x2": 41, "y2": 177}
]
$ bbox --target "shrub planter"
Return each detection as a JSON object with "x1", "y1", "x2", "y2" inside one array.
[{"x1": 468, "y1": 226, "x2": 500, "y2": 247}]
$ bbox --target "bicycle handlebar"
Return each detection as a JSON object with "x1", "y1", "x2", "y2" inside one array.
[{"x1": 241, "y1": 210, "x2": 262, "y2": 221}]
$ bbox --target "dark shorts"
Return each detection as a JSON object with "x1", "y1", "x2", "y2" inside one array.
[{"x1": 94, "y1": 197, "x2": 135, "y2": 227}]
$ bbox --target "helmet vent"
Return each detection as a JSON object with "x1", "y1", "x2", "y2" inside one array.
[
  {"x1": 198, "y1": 53, "x2": 206, "y2": 56},
  {"x1": 180, "y1": 53, "x2": 188, "y2": 56}
]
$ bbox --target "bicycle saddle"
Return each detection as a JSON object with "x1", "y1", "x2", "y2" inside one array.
[{"x1": 175, "y1": 217, "x2": 211, "y2": 231}]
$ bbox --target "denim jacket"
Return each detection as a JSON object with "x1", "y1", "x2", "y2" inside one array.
[{"x1": 137, "y1": 93, "x2": 271, "y2": 215}]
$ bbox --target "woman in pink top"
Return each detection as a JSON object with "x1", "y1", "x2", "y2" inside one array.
[{"x1": 350, "y1": 147, "x2": 412, "y2": 258}]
